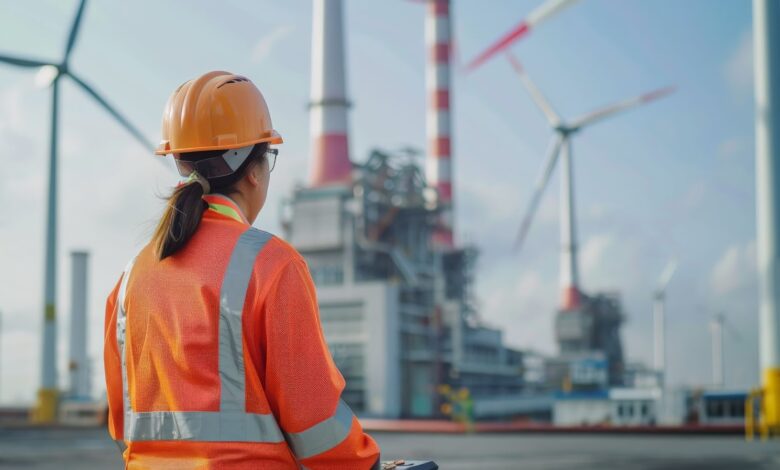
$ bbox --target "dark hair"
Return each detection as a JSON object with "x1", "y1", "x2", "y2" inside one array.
[{"x1": 151, "y1": 143, "x2": 268, "y2": 260}]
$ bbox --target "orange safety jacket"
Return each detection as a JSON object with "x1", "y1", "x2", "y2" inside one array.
[{"x1": 104, "y1": 194, "x2": 380, "y2": 469}]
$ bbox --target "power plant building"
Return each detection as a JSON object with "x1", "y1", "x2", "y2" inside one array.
[{"x1": 282, "y1": 150, "x2": 525, "y2": 417}]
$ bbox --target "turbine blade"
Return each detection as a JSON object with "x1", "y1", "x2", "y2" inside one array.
[
  {"x1": 64, "y1": 0, "x2": 88, "y2": 62},
  {"x1": 657, "y1": 258, "x2": 678, "y2": 292},
  {"x1": 465, "y1": 0, "x2": 580, "y2": 72},
  {"x1": 515, "y1": 135, "x2": 564, "y2": 252},
  {"x1": 571, "y1": 86, "x2": 675, "y2": 130},
  {"x1": 0, "y1": 53, "x2": 52, "y2": 68},
  {"x1": 723, "y1": 317, "x2": 743, "y2": 342},
  {"x1": 68, "y1": 73, "x2": 154, "y2": 152},
  {"x1": 506, "y1": 51, "x2": 560, "y2": 125}
]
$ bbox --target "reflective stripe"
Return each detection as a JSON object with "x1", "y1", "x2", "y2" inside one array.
[
  {"x1": 116, "y1": 228, "x2": 282, "y2": 443},
  {"x1": 117, "y1": 258, "x2": 136, "y2": 442},
  {"x1": 127, "y1": 410, "x2": 283, "y2": 442},
  {"x1": 285, "y1": 399, "x2": 355, "y2": 459},
  {"x1": 219, "y1": 229, "x2": 273, "y2": 411}
]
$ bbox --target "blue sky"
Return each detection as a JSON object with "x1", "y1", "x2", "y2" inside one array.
[{"x1": 0, "y1": 0, "x2": 757, "y2": 403}]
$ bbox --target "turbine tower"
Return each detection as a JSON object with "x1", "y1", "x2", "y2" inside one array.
[
  {"x1": 754, "y1": 0, "x2": 780, "y2": 436},
  {"x1": 654, "y1": 259, "x2": 677, "y2": 387},
  {"x1": 0, "y1": 0, "x2": 153, "y2": 422},
  {"x1": 710, "y1": 314, "x2": 724, "y2": 389}
]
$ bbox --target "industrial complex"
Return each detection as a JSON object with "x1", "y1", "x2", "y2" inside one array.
[{"x1": 0, "y1": 0, "x2": 779, "y2": 446}]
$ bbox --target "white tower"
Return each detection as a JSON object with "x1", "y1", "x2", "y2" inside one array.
[{"x1": 754, "y1": 0, "x2": 780, "y2": 432}]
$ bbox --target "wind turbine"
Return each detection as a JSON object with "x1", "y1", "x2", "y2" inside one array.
[
  {"x1": 654, "y1": 259, "x2": 677, "y2": 387},
  {"x1": 0, "y1": 0, "x2": 153, "y2": 422},
  {"x1": 496, "y1": 50, "x2": 674, "y2": 312},
  {"x1": 709, "y1": 312, "x2": 741, "y2": 389}
]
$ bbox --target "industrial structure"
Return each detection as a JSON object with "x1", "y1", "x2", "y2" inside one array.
[
  {"x1": 283, "y1": 0, "x2": 525, "y2": 417},
  {"x1": 487, "y1": 50, "x2": 672, "y2": 388},
  {"x1": 0, "y1": 0, "x2": 767, "y2": 433}
]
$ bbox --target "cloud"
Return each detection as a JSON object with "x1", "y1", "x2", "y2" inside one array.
[
  {"x1": 725, "y1": 29, "x2": 753, "y2": 96},
  {"x1": 711, "y1": 240, "x2": 756, "y2": 296},
  {"x1": 251, "y1": 25, "x2": 294, "y2": 64},
  {"x1": 480, "y1": 267, "x2": 558, "y2": 354},
  {"x1": 580, "y1": 233, "x2": 613, "y2": 277}
]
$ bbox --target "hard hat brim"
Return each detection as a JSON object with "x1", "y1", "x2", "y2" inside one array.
[{"x1": 155, "y1": 130, "x2": 283, "y2": 156}]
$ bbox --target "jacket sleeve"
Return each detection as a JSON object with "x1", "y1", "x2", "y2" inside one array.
[
  {"x1": 263, "y1": 258, "x2": 380, "y2": 470},
  {"x1": 104, "y1": 274, "x2": 124, "y2": 441}
]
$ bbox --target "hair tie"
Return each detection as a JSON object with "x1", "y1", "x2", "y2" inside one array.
[{"x1": 183, "y1": 170, "x2": 211, "y2": 194}]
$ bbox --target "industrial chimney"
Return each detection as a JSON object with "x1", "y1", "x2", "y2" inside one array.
[
  {"x1": 427, "y1": 0, "x2": 454, "y2": 248},
  {"x1": 68, "y1": 251, "x2": 90, "y2": 399},
  {"x1": 310, "y1": 0, "x2": 352, "y2": 187}
]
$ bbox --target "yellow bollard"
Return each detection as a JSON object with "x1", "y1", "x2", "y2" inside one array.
[{"x1": 31, "y1": 388, "x2": 59, "y2": 423}]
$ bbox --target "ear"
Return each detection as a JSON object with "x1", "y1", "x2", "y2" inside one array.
[{"x1": 246, "y1": 161, "x2": 262, "y2": 187}]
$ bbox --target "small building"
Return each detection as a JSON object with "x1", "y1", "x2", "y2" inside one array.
[
  {"x1": 553, "y1": 388, "x2": 660, "y2": 426},
  {"x1": 553, "y1": 390, "x2": 611, "y2": 426},
  {"x1": 698, "y1": 390, "x2": 747, "y2": 425},
  {"x1": 610, "y1": 387, "x2": 660, "y2": 426}
]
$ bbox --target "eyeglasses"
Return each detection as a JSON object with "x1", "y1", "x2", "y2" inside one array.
[
  {"x1": 265, "y1": 148, "x2": 278, "y2": 173},
  {"x1": 175, "y1": 146, "x2": 279, "y2": 178}
]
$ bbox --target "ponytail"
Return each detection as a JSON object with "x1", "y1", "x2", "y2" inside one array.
[
  {"x1": 150, "y1": 143, "x2": 269, "y2": 261},
  {"x1": 152, "y1": 179, "x2": 208, "y2": 260}
]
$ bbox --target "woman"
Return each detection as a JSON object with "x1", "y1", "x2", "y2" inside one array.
[{"x1": 104, "y1": 71, "x2": 380, "y2": 469}]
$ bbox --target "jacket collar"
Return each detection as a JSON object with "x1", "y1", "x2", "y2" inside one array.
[{"x1": 203, "y1": 193, "x2": 249, "y2": 225}]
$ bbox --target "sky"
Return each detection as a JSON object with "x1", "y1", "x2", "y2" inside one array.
[{"x1": 0, "y1": 0, "x2": 758, "y2": 404}]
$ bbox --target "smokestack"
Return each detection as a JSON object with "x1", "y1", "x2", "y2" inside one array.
[
  {"x1": 427, "y1": 0, "x2": 454, "y2": 248},
  {"x1": 310, "y1": 0, "x2": 352, "y2": 187},
  {"x1": 68, "y1": 251, "x2": 90, "y2": 399}
]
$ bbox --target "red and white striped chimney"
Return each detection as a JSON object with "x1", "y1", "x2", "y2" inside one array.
[
  {"x1": 427, "y1": 0, "x2": 454, "y2": 248},
  {"x1": 310, "y1": 0, "x2": 352, "y2": 187}
]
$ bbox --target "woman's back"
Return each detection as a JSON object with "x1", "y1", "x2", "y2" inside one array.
[{"x1": 105, "y1": 195, "x2": 379, "y2": 469}]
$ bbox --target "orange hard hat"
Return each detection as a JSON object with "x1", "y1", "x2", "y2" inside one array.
[{"x1": 155, "y1": 71, "x2": 283, "y2": 155}]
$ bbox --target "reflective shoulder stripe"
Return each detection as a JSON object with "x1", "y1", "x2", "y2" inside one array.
[
  {"x1": 285, "y1": 399, "x2": 356, "y2": 459},
  {"x1": 117, "y1": 229, "x2": 285, "y2": 443},
  {"x1": 219, "y1": 228, "x2": 272, "y2": 411}
]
